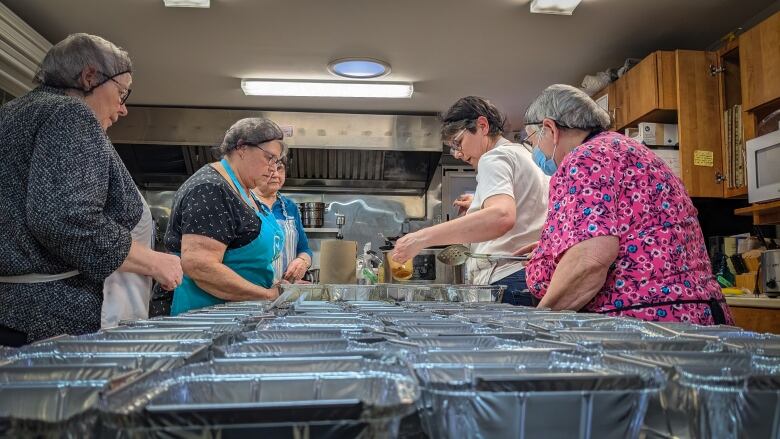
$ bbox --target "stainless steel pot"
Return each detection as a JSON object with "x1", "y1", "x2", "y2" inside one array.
[
  {"x1": 382, "y1": 247, "x2": 465, "y2": 284},
  {"x1": 761, "y1": 249, "x2": 780, "y2": 297},
  {"x1": 298, "y1": 202, "x2": 325, "y2": 228}
]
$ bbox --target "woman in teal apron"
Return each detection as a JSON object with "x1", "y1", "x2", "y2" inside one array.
[
  {"x1": 164, "y1": 118, "x2": 287, "y2": 315},
  {"x1": 253, "y1": 158, "x2": 313, "y2": 283}
]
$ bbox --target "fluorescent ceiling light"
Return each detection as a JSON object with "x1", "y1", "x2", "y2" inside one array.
[
  {"x1": 241, "y1": 79, "x2": 413, "y2": 98},
  {"x1": 530, "y1": 0, "x2": 582, "y2": 15},
  {"x1": 163, "y1": 0, "x2": 210, "y2": 8},
  {"x1": 328, "y1": 58, "x2": 391, "y2": 79}
]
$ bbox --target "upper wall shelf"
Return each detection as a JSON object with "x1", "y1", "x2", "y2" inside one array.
[{"x1": 735, "y1": 200, "x2": 780, "y2": 225}]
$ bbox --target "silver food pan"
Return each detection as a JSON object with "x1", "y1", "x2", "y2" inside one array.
[
  {"x1": 73, "y1": 329, "x2": 215, "y2": 341},
  {"x1": 552, "y1": 331, "x2": 720, "y2": 352},
  {"x1": 0, "y1": 353, "x2": 195, "y2": 372},
  {"x1": 0, "y1": 381, "x2": 105, "y2": 437},
  {"x1": 20, "y1": 340, "x2": 211, "y2": 355},
  {"x1": 719, "y1": 332, "x2": 780, "y2": 357},
  {"x1": 119, "y1": 319, "x2": 244, "y2": 332},
  {"x1": 102, "y1": 361, "x2": 418, "y2": 438},
  {"x1": 385, "y1": 336, "x2": 521, "y2": 352},
  {"x1": 0, "y1": 365, "x2": 138, "y2": 384},
  {"x1": 241, "y1": 329, "x2": 386, "y2": 344},
  {"x1": 620, "y1": 351, "x2": 780, "y2": 439},
  {"x1": 387, "y1": 323, "x2": 481, "y2": 336},
  {"x1": 271, "y1": 316, "x2": 376, "y2": 325},
  {"x1": 412, "y1": 350, "x2": 661, "y2": 439},
  {"x1": 215, "y1": 339, "x2": 376, "y2": 358},
  {"x1": 0, "y1": 366, "x2": 143, "y2": 437}
]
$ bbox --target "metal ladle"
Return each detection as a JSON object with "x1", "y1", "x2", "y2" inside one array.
[{"x1": 437, "y1": 244, "x2": 529, "y2": 266}]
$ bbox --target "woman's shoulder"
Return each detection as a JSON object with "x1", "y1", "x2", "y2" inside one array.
[
  {"x1": 7, "y1": 87, "x2": 96, "y2": 127},
  {"x1": 177, "y1": 165, "x2": 234, "y2": 200}
]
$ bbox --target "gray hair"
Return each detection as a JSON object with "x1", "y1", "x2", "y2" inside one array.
[
  {"x1": 34, "y1": 33, "x2": 132, "y2": 88},
  {"x1": 524, "y1": 84, "x2": 610, "y2": 132},
  {"x1": 219, "y1": 118, "x2": 286, "y2": 157}
]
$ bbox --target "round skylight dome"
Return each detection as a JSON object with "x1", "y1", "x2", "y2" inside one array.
[{"x1": 328, "y1": 58, "x2": 391, "y2": 79}]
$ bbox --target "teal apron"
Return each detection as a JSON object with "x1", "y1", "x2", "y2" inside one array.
[{"x1": 171, "y1": 159, "x2": 284, "y2": 315}]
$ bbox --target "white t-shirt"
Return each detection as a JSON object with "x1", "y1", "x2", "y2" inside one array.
[{"x1": 466, "y1": 138, "x2": 549, "y2": 284}]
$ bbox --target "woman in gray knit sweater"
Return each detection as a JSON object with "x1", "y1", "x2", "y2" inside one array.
[{"x1": 0, "y1": 34, "x2": 182, "y2": 345}]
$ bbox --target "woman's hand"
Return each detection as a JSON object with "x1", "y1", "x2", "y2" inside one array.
[
  {"x1": 392, "y1": 231, "x2": 426, "y2": 262},
  {"x1": 151, "y1": 252, "x2": 183, "y2": 290},
  {"x1": 453, "y1": 193, "x2": 474, "y2": 216},
  {"x1": 513, "y1": 241, "x2": 539, "y2": 256},
  {"x1": 283, "y1": 257, "x2": 309, "y2": 282}
]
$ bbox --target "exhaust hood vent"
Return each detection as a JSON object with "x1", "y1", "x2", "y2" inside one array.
[{"x1": 111, "y1": 107, "x2": 442, "y2": 194}]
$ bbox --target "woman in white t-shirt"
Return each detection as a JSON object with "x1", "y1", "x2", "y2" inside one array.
[{"x1": 392, "y1": 96, "x2": 549, "y2": 305}]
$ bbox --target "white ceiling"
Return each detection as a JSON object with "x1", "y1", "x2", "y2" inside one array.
[{"x1": 4, "y1": 0, "x2": 778, "y2": 129}]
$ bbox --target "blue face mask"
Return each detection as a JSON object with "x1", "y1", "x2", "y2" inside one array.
[{"x1": 532, "y1": 144, "x2": 558, "y2": 176}]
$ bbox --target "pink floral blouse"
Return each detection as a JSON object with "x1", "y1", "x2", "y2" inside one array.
[{"x1": 526, "y1": 132, "x2": 733, "y2": 325}]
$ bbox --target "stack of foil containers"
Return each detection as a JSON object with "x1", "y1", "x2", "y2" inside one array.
[{"x1": 0, "y1": 283, "x2": 778, "y2": 438}]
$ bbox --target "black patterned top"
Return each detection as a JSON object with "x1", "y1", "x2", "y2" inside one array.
[
  {"x1": 165, "y1": 165, "x2": 261, "y2": 252},
  {"x1": 0, "y1": 86, "x2": 142, "y2": 343}
]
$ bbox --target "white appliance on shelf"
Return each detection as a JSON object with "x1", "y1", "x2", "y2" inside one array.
[{"x1": 746, "y1": 129, "x2": 780, "y2": 203}]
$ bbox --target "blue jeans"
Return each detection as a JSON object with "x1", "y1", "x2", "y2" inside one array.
[{"x1": 493, "y1": 269, "x2": 532, "y2": 306}]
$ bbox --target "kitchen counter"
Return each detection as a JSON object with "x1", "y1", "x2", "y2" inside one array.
[
  {"x1": 724, "y1": 294, "x2": 780, "y2": 334},
  {"x1": 725, "y1": 294, "x2": 780, "y2": 309}
]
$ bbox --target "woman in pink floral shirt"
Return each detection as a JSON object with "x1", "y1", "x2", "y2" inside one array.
[{"x1": 520, "y1": 84, "x2": 733, "y2": 325}]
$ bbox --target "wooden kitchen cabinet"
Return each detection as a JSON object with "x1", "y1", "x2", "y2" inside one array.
[
  {"x1": 739, "y1": 11, "x2": 780, "y2": 111},
  {"x1": 623, "y1": 51, "x2": 677, "y2": 125},
  {"x1": 676, "y1": 50, "x2": 725, "y2": 198},
  {"x1": 592, "y1": 82, "x2": 626, "y2": 131},
  {"x1": 717, "y1": 41, "x2": 749, "y2": 198}
]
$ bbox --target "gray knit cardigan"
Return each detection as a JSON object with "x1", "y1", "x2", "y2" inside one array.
[{"x1": 0, "y1": 86, "x2": 142, "y2": 342}]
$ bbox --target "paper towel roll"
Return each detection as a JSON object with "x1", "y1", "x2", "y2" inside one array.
[{"x1": 319, "y1": 240, "x2": 357, "y2": 284}]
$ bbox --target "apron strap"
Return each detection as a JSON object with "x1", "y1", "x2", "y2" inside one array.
[
  {"x1": 0, "y1": 270, "x2": 80, "y2": 284},
  {"x1": 594, "y1": 297, "x2": 728, "y2": 323},
  {"x1": 212, "y1": 160, "x2": 260, "y2": 213}
]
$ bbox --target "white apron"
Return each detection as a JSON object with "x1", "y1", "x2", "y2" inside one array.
[
  {"x1": 101, "y1": 193, "x2": 154, "y2": 328},
  {"x1": 272, "y1": 195, "x2": 300, "y2": 282}
]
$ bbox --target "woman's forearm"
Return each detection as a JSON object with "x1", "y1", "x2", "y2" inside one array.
[
  {"x1": 537, "y1": 236, "x2": 619, "y2": 311},
  {"x1": 187, "y1": 260, "x2": 277, "y2": 301},
  {"x1": 118, "y1": 240, "x2": 158, "y2": 274},
  {"x1": 420, "y1": 196, "x2": 515, "y2": 247}
]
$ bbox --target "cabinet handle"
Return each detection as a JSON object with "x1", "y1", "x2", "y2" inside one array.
[
  {"x1": 715, "y1": 172, "x2": 726, "y2": 183},
  {"x1": 709, "y1": 64, "x2": 726, "y2": 76}
]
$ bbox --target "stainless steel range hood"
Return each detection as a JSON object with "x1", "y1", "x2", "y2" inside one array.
[{"x1": 110, "y1": 106, "x2": 443, "y2": 194}]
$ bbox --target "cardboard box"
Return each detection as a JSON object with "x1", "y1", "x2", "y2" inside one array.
[{"x1": 638, "y1": 122, "x2": 678, "y2": 146}]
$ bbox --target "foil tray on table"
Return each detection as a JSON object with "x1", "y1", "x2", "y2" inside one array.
[
  {"x1": 619, "y1": 350, "x2": 780, "y2": 439},
  {"x1": 214, "y1": 338, "x2": 380, "y2": 359},
  {"x1": 100, "y1": 358, "x2": 419, "y2": 439},
  {"x1": 411, "y1": 349, "x2": 663, "y2": 439},
  {"x1": 0, "y1": 364, "x2": 143, "y2": 438}
]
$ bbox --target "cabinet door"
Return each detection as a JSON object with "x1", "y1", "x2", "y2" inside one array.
[
  {"x1": 623, "y1": 51, "x2": 676, "y2": 126},
  {"x1": 625, "y1": 53, "x2": 659, "y2": 124},
  {"x1": 613, "y1": 77, "x2": 629, "y2": 130},
  {"x1": 740, "y1": 11, "x2": 780, "y2": 110},
  {"x1": 676, "y1": 50, "x2": 724, "y2": 198}
]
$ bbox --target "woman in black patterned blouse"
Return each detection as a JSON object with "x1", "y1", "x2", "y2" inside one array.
[{"x1": 0, "y1": 34, "x2": 182, "y2": 345}]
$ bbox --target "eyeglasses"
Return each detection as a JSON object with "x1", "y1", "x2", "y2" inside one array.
[
  {"x1": 256, "y1": 147, "x2": 283, "y2": 168},
  {"x1": 448, "y1": 128, "x2": 468, "y2": 155},
  {"x1": 101, "y1": 73, "x2": 132, "y2": 105},
  {"x1": 109, "y1": 77, "x2": 131, "y2": 105},
  {"x1": 523, "y1": 125, "x2": 540, "y2": 145}
]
